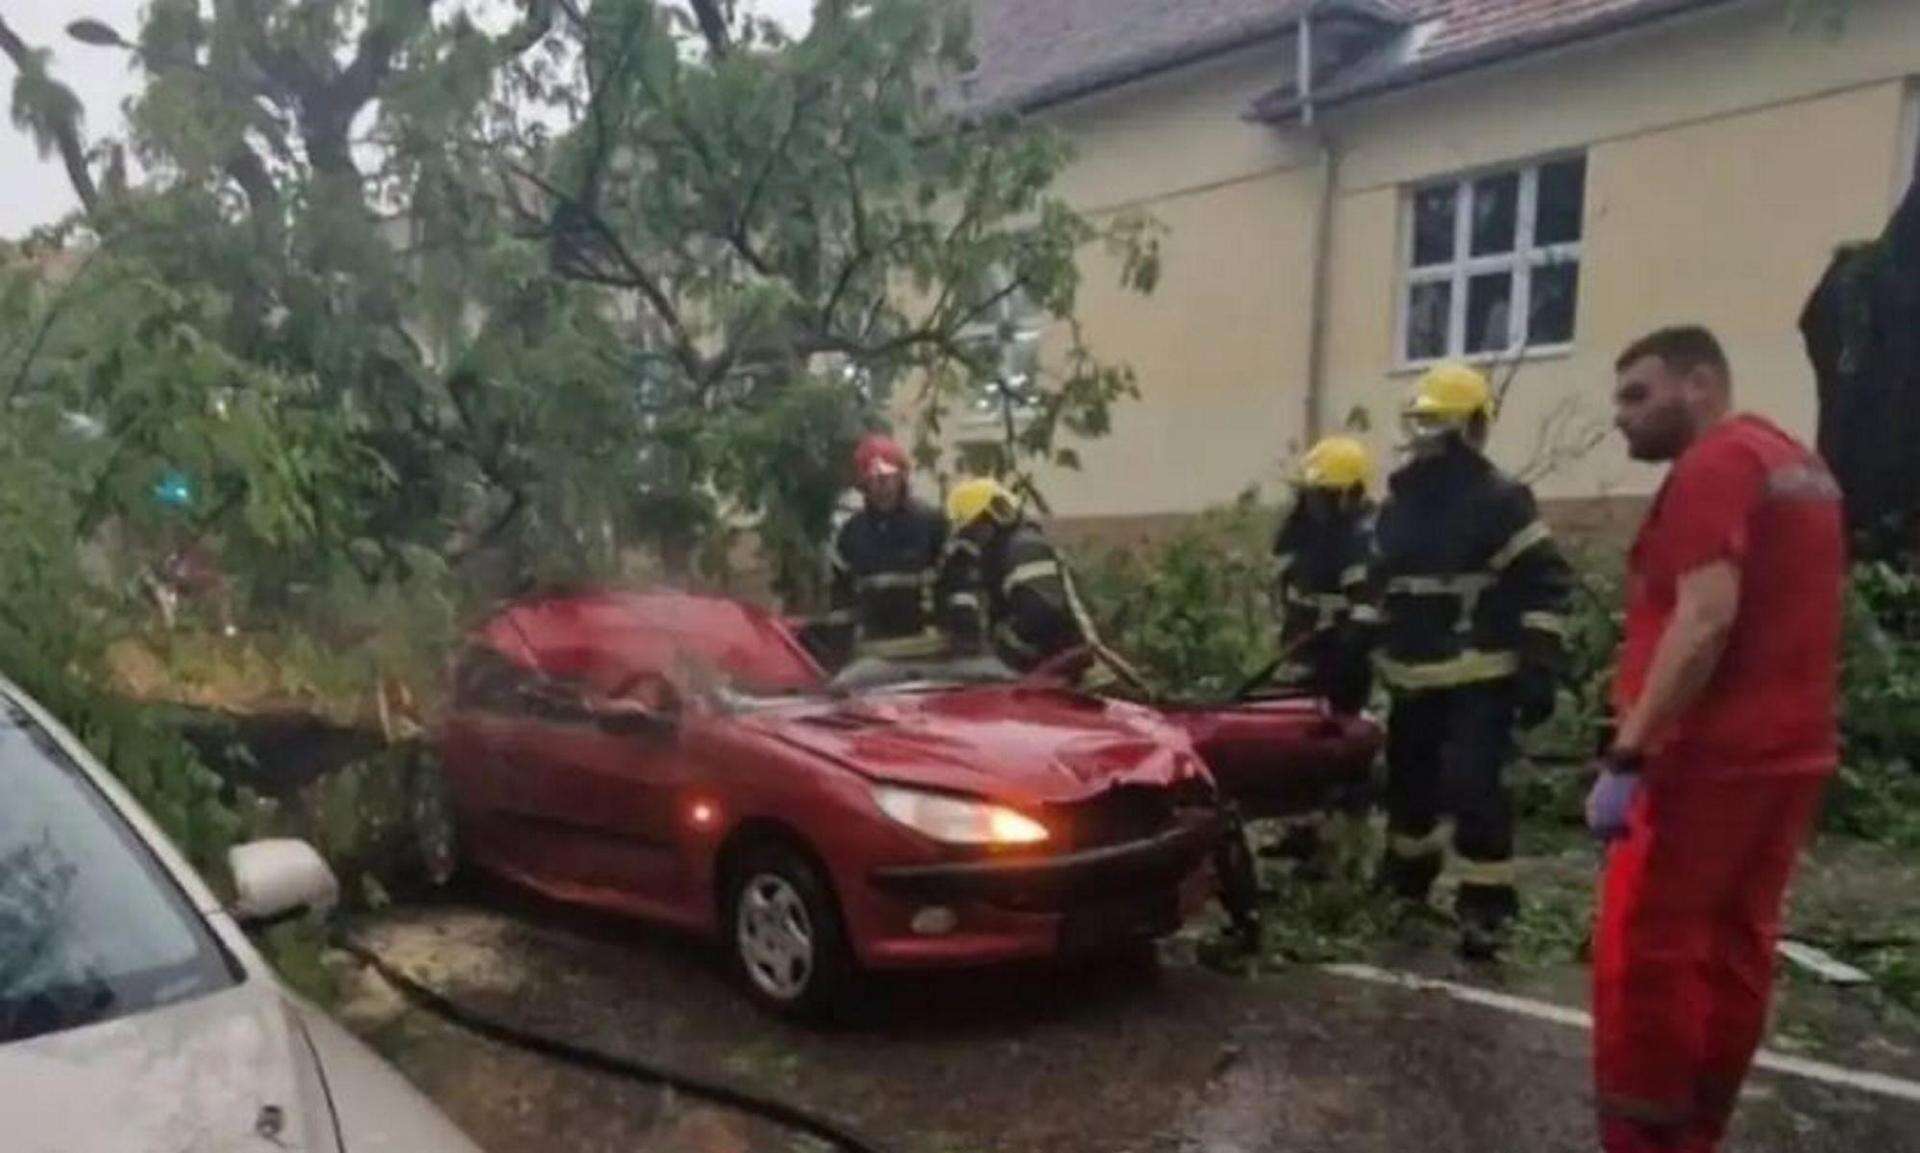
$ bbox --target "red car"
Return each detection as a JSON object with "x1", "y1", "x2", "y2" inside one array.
[{"x1": 419, "y1": 588, "x2": 1375, "y2": 1018}]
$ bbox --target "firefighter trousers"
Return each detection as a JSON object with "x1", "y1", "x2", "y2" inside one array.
[
  {"x1": 1593, "y1": 772, "x2": 1826, "y2": 1153},
  {"x1": 1379, "y1": 681, "x2": 1519, "y2": 929}
]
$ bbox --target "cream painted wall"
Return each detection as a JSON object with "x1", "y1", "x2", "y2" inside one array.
[
  {"x1": 1031, "y1": 169, "x2": 1326, "y2": 517},
  {"x1": 956, "y1": 43, "x2": 1325, "y2": 518},
  {"x1": 1044, "y1": 43, "x2": 1315, "y2": 213},
  {"x1": 1331, "y1": 0, "x2": 1920, "y2": 196}
]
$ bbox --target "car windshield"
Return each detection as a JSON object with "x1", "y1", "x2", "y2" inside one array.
[
  {"x1": 718, "y1": 654, "x2": 1024, "y2": 709},
  {"x1": 0, "y1": 702, "x2": 235, "y2": 1044}
]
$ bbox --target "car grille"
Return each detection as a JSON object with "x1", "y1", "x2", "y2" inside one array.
[{"x1": 1047, "y1": 780, "x2": 1213, "y2": 852}]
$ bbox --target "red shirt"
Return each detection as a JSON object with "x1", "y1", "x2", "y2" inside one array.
[{"x1": 1613, "y1": 415, "x2": 1845, "y2": 777}]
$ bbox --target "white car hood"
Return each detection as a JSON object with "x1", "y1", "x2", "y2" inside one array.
[
  {"x1": 2, "y1": 979, "x2": 335, "y2": 1153},
  {"x1": 0, "y1": 970, "x2": 484, "y2": 1153}
]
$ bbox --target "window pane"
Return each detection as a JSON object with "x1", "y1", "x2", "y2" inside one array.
[
  {"x1": 1529, "y1": 260, "x2": 1580, "y2": 346},
  {"x1": 1536, "y1": 157, "x2": 1587, "y2": 246},
  {"x1": 1412, "y1": 186, "x2": 1457, "y2": 267},
  {"x1": 1465, "y1": 272, "x2": 1513, "y2": 354},
  {"x1": 1470, "y1": 172, "x2": 1520, "y2": 256},
  {"x1": 1405, "y1": 281, "x2": 1452, "y2": 361}
]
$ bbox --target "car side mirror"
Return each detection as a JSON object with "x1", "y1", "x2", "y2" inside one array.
[{"x1": 230, "y1": 839, "x2": 339, "y2": 929}]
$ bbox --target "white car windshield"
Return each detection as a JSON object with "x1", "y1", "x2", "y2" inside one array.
[{"x1": 0, "y1": 702, "x2": 235, "y2": 1044}]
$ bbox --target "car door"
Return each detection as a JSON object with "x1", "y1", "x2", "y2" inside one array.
[
  {"x1": 440, "y1": 643, "x2": 567, "y2": 885},
  {"x1": 502, "y1": 677, "x2": 696, "y2": 911},
  {"x1": 1172, "y1": 699, "x2": 1381, "y2": 819}
]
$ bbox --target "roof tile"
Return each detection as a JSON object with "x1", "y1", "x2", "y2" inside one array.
[
  {"x1": 963, "y1": 0, "x2": 1318, "y2": 112},
  {"x1": 1403, "y1": 0, "x2": 1668, "y2": 60}
]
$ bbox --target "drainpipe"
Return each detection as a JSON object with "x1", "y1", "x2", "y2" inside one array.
[{"x1": 1298, "y1": 6, "x2": 1338, "y2": 443}]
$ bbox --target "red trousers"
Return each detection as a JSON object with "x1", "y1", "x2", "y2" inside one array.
[{"x1": 1592, "y1": 771, "x2": 1826, "y2": 1153}]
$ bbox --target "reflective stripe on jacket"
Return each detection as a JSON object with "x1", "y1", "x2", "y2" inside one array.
[
  {"x1": 1364, "y1": 442, "x2": 1572, "y2": 692},
  {"x1": 827, "y1": 499, "x2": 948, "y2": 664},
  {"x1": 939, "y1": 520, "x2": 1086, "y2": 672}
]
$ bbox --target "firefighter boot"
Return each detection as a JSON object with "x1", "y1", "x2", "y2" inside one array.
[
  {"x1": 1215, "y1": 811, "x2": 1263, "y2": 952},
  {"x1": 1377, "y1": 822, "x2": 1447, "y2": 904},
  {"x1": 1456, "y1": 879, "x2": 1519, "y2": 962}
]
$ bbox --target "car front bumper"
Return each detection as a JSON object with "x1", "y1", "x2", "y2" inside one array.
[{"x1": 851, "y1": 809, "x2": 1224, "y2": 969}]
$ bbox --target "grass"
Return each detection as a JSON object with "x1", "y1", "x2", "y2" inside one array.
[{"x1": 1209, "y1": 813, "x2": 1598, "y2": 972}]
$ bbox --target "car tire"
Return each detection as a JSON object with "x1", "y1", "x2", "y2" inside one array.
[
  {"x1": 725, "y1": 842, "x2": 855, "y2": 1023},
  {"x1": 406, "y1": 751, "x2": 464, "y2": 893}
]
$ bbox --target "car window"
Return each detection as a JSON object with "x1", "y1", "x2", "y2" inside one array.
[
  {"x1": 0, "y1": 702, "x2": 236, "y2": 1044},
  {"x1": 453, "y1": 644, "x2": 542, "y2": 715}
]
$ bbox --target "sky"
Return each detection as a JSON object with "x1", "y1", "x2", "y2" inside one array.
[{"x1": 0, "y1": 0, "x2": 816, "y2": 238}]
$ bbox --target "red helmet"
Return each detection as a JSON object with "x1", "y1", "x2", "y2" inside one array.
[{"x1": 852, "y1": 434, "x2": 909, "y2": 482}]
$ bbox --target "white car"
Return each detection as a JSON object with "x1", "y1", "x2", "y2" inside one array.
[{"x1": 0, "y1": 678, "x2": 482, "y2": 1153}]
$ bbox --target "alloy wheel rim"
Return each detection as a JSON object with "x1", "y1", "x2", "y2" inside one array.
[{"x1": 736, "y1": 873, "x2": 815, "y2": 1001}]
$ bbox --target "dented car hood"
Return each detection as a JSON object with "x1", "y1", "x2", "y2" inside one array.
[{"x1": 747, "y1": 684, "x2": 1213, "y2": 805}]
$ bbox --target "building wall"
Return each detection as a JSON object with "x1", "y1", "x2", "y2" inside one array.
[
  {"x1": 1028, "y1": 0, "x2": 1919, "y2": 524},
  {"x1": 1318, "y1": 0, "x2": 1916, "y2": 502},
  {"x1": 962, "y1": 44, "x2": 1324, "y2": 519}
]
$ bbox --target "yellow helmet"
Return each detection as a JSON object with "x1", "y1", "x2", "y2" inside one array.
[
  {"x1": 1407, "y1": 362, "x2": 1494, "y2": 423},
  {"x1": 1298, "y1": 436, "x2": 1374, "y2": 491},
  {"x1": 947, "y1": 477, "x2": 1017, "y2": 528}
]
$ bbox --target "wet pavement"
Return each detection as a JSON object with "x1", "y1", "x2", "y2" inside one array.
[{"x1": 335, "y1": 890, "x2": 1920, "y2": 1153}]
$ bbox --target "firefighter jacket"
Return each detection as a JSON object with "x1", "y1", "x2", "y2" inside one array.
[
  {"x1": 1272, "y1": 502, "x2": 1375, "y2": 713},
  {"x1": 1361, "y1": 442, "x2": 1572, "y2": 693},
  {"x1": 824, "y1": 498, "x2": 949, "y2": 665},
  {"x1": 939, "y1": 519, "x2": 1088, "y2": 672}
]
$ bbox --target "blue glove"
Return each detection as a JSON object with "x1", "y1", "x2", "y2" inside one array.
[{"x1": 1586, "y1": 754, "x2": 1643, "y2": 842}]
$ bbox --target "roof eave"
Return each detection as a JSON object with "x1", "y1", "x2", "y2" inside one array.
[
  {"x1": 1250, "y1": 0, "x2": 1757, "y2": 122},
  {"x1": 977, "y1": 0, "x2": 1410, "y2": 119}
]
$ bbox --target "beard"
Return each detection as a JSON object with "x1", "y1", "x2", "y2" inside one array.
[
  {"x1": 1623, "y1": 424, "x2": 1688, "y2": 462},
  {"x1": 1621, "y1": 401, "x2": 1695, "y2": 462}
]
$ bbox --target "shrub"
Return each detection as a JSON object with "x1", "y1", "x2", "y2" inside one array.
[
  {"x1": 1827, "y1": 563, "x2": 1920, "y2": 845},
  {"x1": 1070, "y1": 493, "x2": 1278, "y2": 702}
]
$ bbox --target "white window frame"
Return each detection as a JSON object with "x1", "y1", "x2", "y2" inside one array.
[{"x1": 1396, "y1": 154, "x2": 1586, "y2": 370}]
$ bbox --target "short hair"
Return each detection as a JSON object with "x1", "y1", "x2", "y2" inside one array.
[{"x1": 1615, "y1": 325, "x2": 1730, "y2": 378}]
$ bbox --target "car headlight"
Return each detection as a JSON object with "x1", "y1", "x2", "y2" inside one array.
[{"x1": 872, "y1": 784, "x2": 1049, "y2": 846}]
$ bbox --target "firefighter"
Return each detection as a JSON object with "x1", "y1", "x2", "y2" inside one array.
[
  {"x1": 1264, "y1": 436, "x2": 1378, "y2": 865},
  {"x1": 1272, "y1": 436, "x2": 1377, "y2": 713},
  {"x1": 938, "y1": 477, "x2": 1087, "y2": 672},
  {"x1": 1364, "y1": 363, "x2": 1572, "y2": 960},
  {"x1": 817, "y1": 434, "x2": 949, "y2": 671}
]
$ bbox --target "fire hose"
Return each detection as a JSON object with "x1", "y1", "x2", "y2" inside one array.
[{"x1": 330, "y1": 932, "x2": 893, "y2": 1153}]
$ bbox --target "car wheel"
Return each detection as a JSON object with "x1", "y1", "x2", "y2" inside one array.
[
  {"x1": 407, "y1": 752, "x2": 463, "y2": 891},
  {"x1": 726, "y1": 843, "x2": 854, "y2": 1022}
]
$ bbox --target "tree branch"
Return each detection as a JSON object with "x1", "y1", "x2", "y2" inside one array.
[
  {"x1": 229, "y1": 0, "x2": 325, "y2": 101},
  {"x1": 497, "y1": 0, "x2": 559, "y2": 56},
  {"x1": 225, "y1": 143, "x2": 280, "y2": 219},
  {"x1": 507, "y1": 161, "x2": 702, "y2": 376},
  {"x1": 686, "y1": 0, "x2": 732, "y2": 58},
  {"x1": 0, "y1": 15, "x2": 100, "y2": 214}
]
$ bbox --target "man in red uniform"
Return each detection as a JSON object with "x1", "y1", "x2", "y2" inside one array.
[{"x1": 1590, "y1": 326, "x2": 1845, "y2": 1152}]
